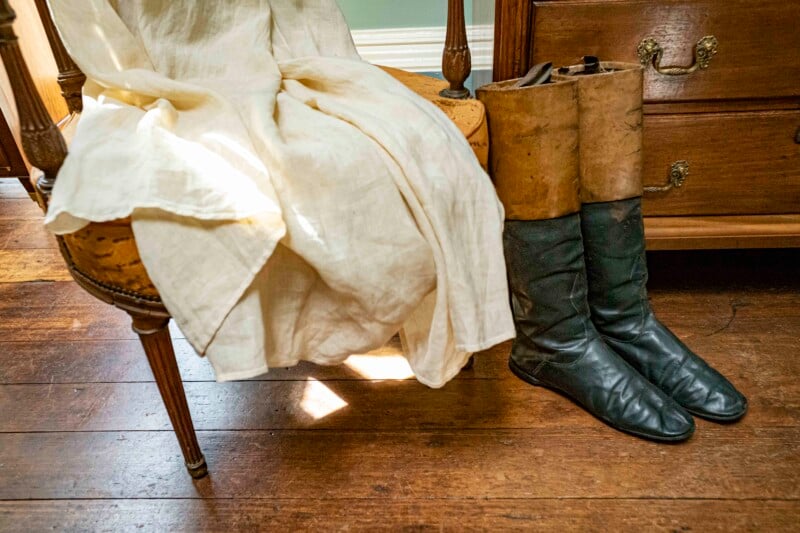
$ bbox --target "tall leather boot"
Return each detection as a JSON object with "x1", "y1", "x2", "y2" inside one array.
[
  {"x1": 477, "y1": 74, "x2": 694, "y2": 441},
  {"x1": 557, "y1": 59, "x2": 747, "y2": 422}
]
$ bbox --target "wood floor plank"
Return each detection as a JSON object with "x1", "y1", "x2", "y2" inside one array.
[
  {"x1": 0, "y1": 380, "x2": 627, "y2": 432},
  {"x1": 0, "y1": 198, "x2": 43, "y2": 220},
  {"x1": 2, "y1": 277, "x2": 797, "y2": 340},
  {"x1": 5, "y1": 329, "x2": 789, "y2": 388},
  {"x1": 1, "y1": 499, "x2": 798, "y2": 532},
  {"x1": 0, "y1": 337, "x2": 508, "y2": 384},
  {"x1": 1, "y1": 428, "x2": 797, "y2": 500},
  {"x1": 0, "y1": 363, "x2": 796, "y2": 431},
  {"x1": 649, "y1": 290, "x2": 800, "y2": 334},
  {"x1": 0, "y1": 181, "x2": 29, "y2": 200},
  {"x1": 0, "y1": 282, "x2": 134, "y2": 341},
  {"x1": 0, "y1": 249, "x2": 71, "y2": 282},
  {"x1": 0, "y1": 339, "x2": 215, "y2": 383},
  {"x1": 0, "y1": 219, "x2": 57, "y2": 250}
]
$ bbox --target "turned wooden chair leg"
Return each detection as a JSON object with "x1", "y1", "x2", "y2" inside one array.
[{"x1": 131, "y1": 315, "x2": 208, "y2": 479}]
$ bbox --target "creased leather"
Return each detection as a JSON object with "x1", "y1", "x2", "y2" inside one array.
[
  {"x1": 504, "y1": 215, "x2": 694, "y2": 440},
  {"x1": 581, "y1": 198, "x2": 748, "y2": 421}
]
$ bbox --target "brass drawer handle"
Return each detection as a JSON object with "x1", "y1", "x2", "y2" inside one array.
[
  {"x1": 645, "y1": 161, "x2": 690, "y2": 194},
  {"x1": 637, "y1": 36, "x2": 718, "y2": 76}
]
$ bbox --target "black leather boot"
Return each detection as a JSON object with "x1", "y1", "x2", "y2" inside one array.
[
  {"x1": 581, "y1": 198, "x2": 748, "y2": 422},
  {"x1": 505, "y1": 215, "x2": 695, "y2": 441}
]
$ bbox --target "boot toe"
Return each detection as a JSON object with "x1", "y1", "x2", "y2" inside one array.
[
  {"x1": 604, "y1": 317, "x2": 749, "y2": 424},
  {"x1": 685, "y1": 385, "x2": 748, "y2": 422},
  {"x1": 614, "y1": 392, "x2": 694, "y2": 442},
  {"x1": 658, "y1": 402, "x2": 696, "y2": 441},
  {"x1": 513, "y1": 339, "x2": 697, "y2": 443}
]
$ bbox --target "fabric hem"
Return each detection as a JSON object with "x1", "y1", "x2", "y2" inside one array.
[
  {"x1": 413, "y1": 352, "x2": 474, "y2": 389},
  {"x1": 171, "y1": 220, "x2": 286, "y2": 355},
  {"x1": 455, "y1": 328, "x2": 515, "y2": 354},
  {"x1": 45, "y1": 201, "x2": 275, "y2": 235},
  {"x1": 214, "y1": 364, "x2": 271, "y2": 383}
]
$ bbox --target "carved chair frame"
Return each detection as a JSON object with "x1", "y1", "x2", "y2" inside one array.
[{"x1": 0, "y1": 0, "x2": 474, "y2": 478}]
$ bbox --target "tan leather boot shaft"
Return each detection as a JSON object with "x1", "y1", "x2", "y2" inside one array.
[
  {"x1": 554, "y1": 62, "x2": 644, "y2": 203},
  {"x1": 477, "y1": 78, "x2": 580, "y2": 221}
]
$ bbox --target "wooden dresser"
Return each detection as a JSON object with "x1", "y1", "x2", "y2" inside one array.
[{"x1": 493, "y1": 0, "x2": 800, "y2": 249}]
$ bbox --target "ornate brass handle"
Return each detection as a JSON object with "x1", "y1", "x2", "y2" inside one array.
[
  {"x1": 637, "y1": 36, "x2": 718, "y2": 76},
  {"x1": 645, "y1": 161, "x2": 690, "y2": 193}
]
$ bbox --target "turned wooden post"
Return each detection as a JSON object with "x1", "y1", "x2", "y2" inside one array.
[
  {"x1": 132, "y1": 315, "x2": 208, "y2": 479},
  {"x1": 0, "y1": 0, "x2": 67, "y2": 200},
  {"x1": 34, "y1": 0, "x2": 85, "y2": 114},
  {"x1": 441, "y1": 0, "x2": 472, "y2": 99}
]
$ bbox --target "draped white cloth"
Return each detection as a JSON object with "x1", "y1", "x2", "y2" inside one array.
[{"x1": 43, "y1": 0, "x2": 514, "y2": 387}]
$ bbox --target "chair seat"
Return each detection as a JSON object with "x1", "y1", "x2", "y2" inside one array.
[
  {"x1": 59, "y1": 69, "x2": 491, "y2": 301},
  {"x1": 379, "y1": 67, "x2": 489, "y2": 168}
]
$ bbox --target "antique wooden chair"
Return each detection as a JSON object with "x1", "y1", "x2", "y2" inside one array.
[{"x1": 0, "y1": 0, "x2": 482, "y2": 478}]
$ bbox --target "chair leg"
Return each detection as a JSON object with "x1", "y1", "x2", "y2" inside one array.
[{"x1": 131, "y1": 315, "x2": 208, "y2": 479}]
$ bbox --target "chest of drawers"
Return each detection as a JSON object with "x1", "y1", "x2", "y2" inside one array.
[{"x1": 494, "y1": 0, "x2": 800, "y2": 249}]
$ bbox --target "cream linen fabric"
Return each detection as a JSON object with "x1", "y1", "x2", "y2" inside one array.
[{"x1": 43, "y1": 0, "x2": 514, "y2": 387}]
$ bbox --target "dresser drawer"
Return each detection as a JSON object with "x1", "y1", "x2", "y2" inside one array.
[
  {"x1": 531, "y1": 0, "x2": 800, "y2": 102},
  {"x1": 641, "y1": 110, "x2": 800, "y2": 216}
]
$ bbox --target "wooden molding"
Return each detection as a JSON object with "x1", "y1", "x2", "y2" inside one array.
[
  {"x1": 352, "y1": 25, "x2": 494, "y2": 73},
  {"x1": 645, "y1": 214, "x2": 800, "y2": 250},
  {"x1": 0, "y1": 0, "x2": 66, "y2": 198}
]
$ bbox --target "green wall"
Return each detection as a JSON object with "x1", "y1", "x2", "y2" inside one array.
[{"x1": 337, "y1": 0, "x2": 475, "y2": 29}]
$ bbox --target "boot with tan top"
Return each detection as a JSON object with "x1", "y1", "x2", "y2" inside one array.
[
  {"x1": 556, "y1": 58, "x2": 747, "y2": 422},
  {"x1": 477, "y1": 67, "x2": 695, "y2": 441}
]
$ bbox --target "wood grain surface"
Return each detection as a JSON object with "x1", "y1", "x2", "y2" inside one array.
[
  {"x1": 1, "y1": 189, "x2": 799, "y2": 529},
  {"x1": 529, "y1": 0, "x2": 800, "y2": 103},
  {"x1": 2, "y1": 499, "x2": 798, "y2": 533},
  {"x1": 493, "y1": 0, "x2": 800, "y2": 250},
  {"x1": 642, "y1": 111, "x2": 800, "y2": 216}
]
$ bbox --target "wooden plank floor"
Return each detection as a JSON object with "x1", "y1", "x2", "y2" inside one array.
[{"x1": 1, "y1": 179, "x2": 799, "y2": 531}]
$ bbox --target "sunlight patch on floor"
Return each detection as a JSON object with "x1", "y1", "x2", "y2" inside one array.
[
  {"x1": 344, "y1": 343, "x2": 414, "y2": 380},
  {"x1": 299, "y1": 378, "x2": 348, "y2": 420},
  {"x1": 344, "y1": 354, "x2": 415, "y2": 380}
]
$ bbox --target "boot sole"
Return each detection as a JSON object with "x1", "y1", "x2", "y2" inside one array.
[
  {"x1": 684, "y1": 402, "x2": 748, "y2": 423},
  {"x1": 508, "y1": 358, "x2": 695, "y2": 443}
]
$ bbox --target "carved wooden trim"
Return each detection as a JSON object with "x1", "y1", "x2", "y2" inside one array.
[
  {"x1": 441, "y1": 0, "x2": 472, "y2": 99},
  {"x1": 131, "y1": 313, "x2": 208, "y2": 479},
  {"x1": 0, "y1": 0, "x2": 67, "y2": 199},
  {"x1": 493, "y1": 0, "x2": 535, "y2": 81},
  {"x1": 34, "y1": 0, "x2": 85, "y2": 114}
]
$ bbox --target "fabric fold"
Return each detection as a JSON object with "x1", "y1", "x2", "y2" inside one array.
[{"x1": 44, "y1": 0, "x2": 514, "y2": 387}]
